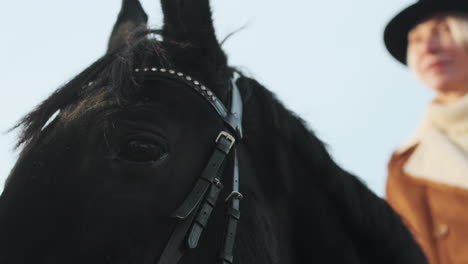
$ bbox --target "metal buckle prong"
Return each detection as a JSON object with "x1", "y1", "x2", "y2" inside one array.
[
  {"x1": 225, "y1": 191, "x2": 244, "y2": 202},
  {"x1": 216, "y1": 131, "x2": 236, "y2": 150},
  {"x1": 213, "y1": 178, "x2": 224, "y2": 189}
]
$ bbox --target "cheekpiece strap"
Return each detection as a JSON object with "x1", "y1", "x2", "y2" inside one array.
[
  {"x1": 142, "y1": 69, "x2": 244, "y2": 264},
  {"x1": 172, "y1": 133, "x2": 235, "y2": 219}
]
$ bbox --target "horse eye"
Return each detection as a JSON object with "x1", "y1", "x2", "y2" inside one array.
[{"x1": 119, "y1": 140, "x2": 167, "y2": 163}]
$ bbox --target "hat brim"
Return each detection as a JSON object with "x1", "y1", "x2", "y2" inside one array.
[{"x1": 384, "y1": 2, "x2": 468, "y2": 65}]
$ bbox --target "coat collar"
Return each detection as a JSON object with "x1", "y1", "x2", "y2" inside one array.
[
  {"x1": 403, "y1": 128, "x2": 468, "y2": 190},
  {"x1": 396, "y1": 94, "x2": 468, "y2": 190}
]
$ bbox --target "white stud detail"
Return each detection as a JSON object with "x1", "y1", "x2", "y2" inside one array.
[{"x1": 133, "y1": 68, "x2": 215, "y2": 98}]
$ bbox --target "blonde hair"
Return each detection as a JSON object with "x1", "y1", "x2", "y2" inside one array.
[
  {"x1": 407, "y1": 13, "x2": 468, "y2": 66},
  {"x1": 446, "y1": 13, "x2": 468, "y2": 48}
]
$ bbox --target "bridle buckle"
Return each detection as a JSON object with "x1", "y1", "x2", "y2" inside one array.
[
  {"x1": 225, "y1": 191, "x2": 244, "y2": 202},
  {"x1": 216, "y1": 131, "x2": 236, "y2": 151},
  {"x1": 213, "y1": 178, "x2": 224, "y2": 189}
]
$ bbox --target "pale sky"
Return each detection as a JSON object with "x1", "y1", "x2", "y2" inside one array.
[{"x1": 0, "y1": 0, "x2": 431, "y2": 195}]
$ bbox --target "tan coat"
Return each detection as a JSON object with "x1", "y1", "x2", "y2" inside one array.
[{"x1": 387, "y1": 146, "x2": 468, "y2": 264}]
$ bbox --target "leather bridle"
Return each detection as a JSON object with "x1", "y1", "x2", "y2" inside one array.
[{"x1": 135, "y1": 67, "x2": 244, "y2": 264}]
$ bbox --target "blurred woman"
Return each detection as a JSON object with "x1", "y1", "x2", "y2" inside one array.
[{"x1": 384, "y1": 1, "x2": 468, "y2": 264}]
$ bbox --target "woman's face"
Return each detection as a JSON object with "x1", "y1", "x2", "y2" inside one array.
[{"x1": 407, "y1": 15, "x2": 468, "y2": 95}]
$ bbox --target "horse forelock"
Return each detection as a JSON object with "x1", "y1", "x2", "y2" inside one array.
[{"x1": 13, "y1": 31, "x2": 198, "y2": 149}]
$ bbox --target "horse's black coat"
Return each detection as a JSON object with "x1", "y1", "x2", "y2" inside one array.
[{"x1": 0, "y1": 0, "x2": 427, "y2": 263}]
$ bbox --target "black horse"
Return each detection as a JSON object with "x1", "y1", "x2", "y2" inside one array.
[{"x1": 0, "y1": 0, "x2": 427, "y2": 263}]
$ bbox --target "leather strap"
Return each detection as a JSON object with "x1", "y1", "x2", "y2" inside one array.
[
  {"x1": 157, "y1": 205, "x2": 199, "y2": 264},
  {"x1": 226, "y1": 73, "x2": 243, "y2": 138},
  {"x1": 219, "y1": 150, "x2": 241, "y2": 264},
  {"x1": 172, "y1": 134, "x2": 235, "y2": 219},
  {"x1": 157, "y1": 134, "x2": 233, "y2": 264},
  {"x1": 153, "y1": 73, "x2": 243, "y2": 264},
  {"x1": 139, "y1": 72, "x2": 242, "y2": 135},
  {"x1": 186, "y1": 180, "x2": 224, "y2": 249}
]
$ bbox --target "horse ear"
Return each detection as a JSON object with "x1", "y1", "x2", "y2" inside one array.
[
  {"x1": 107, "y1": 0, "x2": 148, "y2": 53},
  {"x1": 161, "y1": 0, "x2": 225, "y2": 60}
]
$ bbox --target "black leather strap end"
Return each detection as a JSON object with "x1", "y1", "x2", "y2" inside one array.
[
  {"x1": 157, "y1": 213, "x2": 198, "y2": 264},
  {"x1": 218, "y1": 254, "x2": 234, "y2": 264},
  {"x1": 186, "y1": 183, "x2": 222, "y2": 249},
  {"x1": 187, "y1": 224, "x2": 203, "y2": 249},
  {"x1": 172, "y1": 180, "x2": 211, "y2": 219}
]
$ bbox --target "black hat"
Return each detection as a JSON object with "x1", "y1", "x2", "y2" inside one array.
[{"x1": 384, "y1": 0, "x2": 468, "y2": 64}]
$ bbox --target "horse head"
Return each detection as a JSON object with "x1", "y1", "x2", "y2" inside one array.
[{"x1": 1, "y1": 0, "x2": 241, "y2": 262}]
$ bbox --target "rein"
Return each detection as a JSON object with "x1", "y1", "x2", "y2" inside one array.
[{"x1": 135, "y1": 67, "x2": 244, "y2": 264}]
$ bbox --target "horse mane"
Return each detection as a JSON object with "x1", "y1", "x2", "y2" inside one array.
[
  {"x1": 237, "y1": 76, "x2": 419, "y2": 256},
  {"x1": 12, "y1": 30, "x2": 180, "y2": 149}
]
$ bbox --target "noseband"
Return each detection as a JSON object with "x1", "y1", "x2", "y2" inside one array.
[{"x1": 135, "y1": 67, "x2": 244, "y2": 264}]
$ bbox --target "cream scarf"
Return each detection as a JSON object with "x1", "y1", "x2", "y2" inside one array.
[{"x1": 397, "y1": 94, "x2": 468, "y2": 190}]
